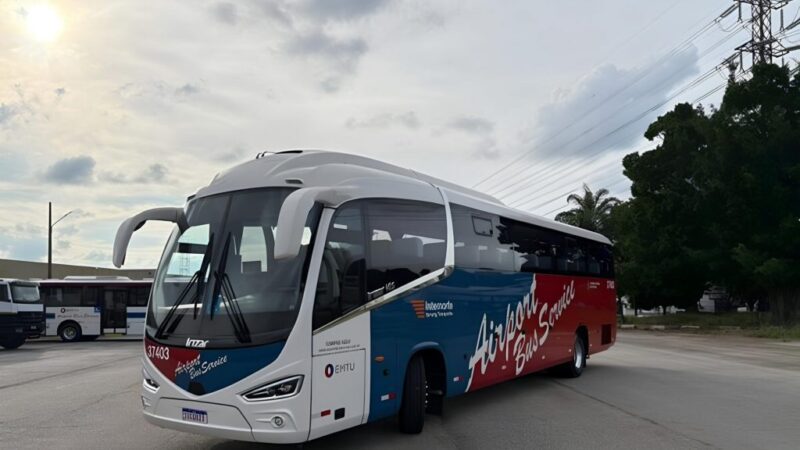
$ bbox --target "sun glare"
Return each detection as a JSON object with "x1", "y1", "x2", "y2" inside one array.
[{"x1": 24, "y1": 4, "x2": 64, "y2": 43}]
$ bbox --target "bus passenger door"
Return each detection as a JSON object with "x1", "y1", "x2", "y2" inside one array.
[
  {"x1": 308, "y1": 313, "x2": 369, "y2": 440},
  {"x1": 102, "y1": 289, "x2": 128, "y2": 334}
]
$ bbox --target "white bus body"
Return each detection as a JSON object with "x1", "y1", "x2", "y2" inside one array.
[
  {"x1": 39, "y1": 278, "x2": 151, "y2": 341},
  {"x1": 113, "y1": 150, "x2": 617, "y2": 443}
]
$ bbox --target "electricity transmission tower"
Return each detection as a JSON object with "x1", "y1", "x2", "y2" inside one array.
[{"x1": 733, "y1": 0, "x2": 800, "y2": 68}]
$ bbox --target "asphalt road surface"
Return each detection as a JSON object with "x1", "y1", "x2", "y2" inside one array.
[{"x1": 1, "y1": 331, "x2": 798, "y2": 450}]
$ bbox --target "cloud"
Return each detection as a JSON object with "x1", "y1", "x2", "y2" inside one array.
[
  {"x1": 286, "y1": 31, "x2": 368, "y2": 74},
  {"x1": 211, "y1": 2, "x2": 238, "y2": 25},
  {"x1": 214, "y1": 146, "x2": 248, "y2": 162},
  {"x1": 174, "y1": 83, "x2": 200, "y2": 96},
  {"x1": 527, "y1": 46, "x2": 700, "y2": 159},
  {"x1": 301, "y1": 0, "x2": 391, "y2": 22},
  {"x1": 99, "y1": 163, "x2": 169, "y2": 184},
  {"x1": 285, "y1": 31, "x2": 369, "y2": 92},
  {"x1": 84, "y1": 250, "x2": 111, "y2": 263},
  {"x1": 257, "y1": 0, "x2": 293, "y2": 26},
  {"x1": 346, "y1": 111, "x2": 420, "y2": 129},
  {"x1": 0, "y1": 104, "x2": 17, "y2": 125},
  {"x1": 43, "y1": 156, "x2": 96, "y2": 185},
  {"x1": 449, "y1": 116, "x2": 495, "y2": 134}
]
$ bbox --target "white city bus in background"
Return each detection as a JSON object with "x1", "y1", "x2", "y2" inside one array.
[
  {"x1": 0, "y1": 279, "x2": 44, "y2": 349},
  {"x1": 39, "y1": 277, "x2": 152, "y2": 342},
  {"x1": 113, "y1": 150, "x2": 616, "y2": 443}
]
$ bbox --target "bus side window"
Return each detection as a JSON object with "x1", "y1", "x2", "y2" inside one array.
[
  {"x1": 60, "y1": 288, "x2": 83, "y2": 307},
  {"x1": 451, "y1": 204, "x2": 513, "y2": 272},
  {"x1": 364, "y1": 200, "x2": 446, "y2": 296},
  {"x1": 313, "y1": 203, "x2": 366, "y2": 329},
  {"x1": 83, "y1": 287, "x2": 101, "y2": 307},
  {"x1": 130, "y1": 287, "x2": 150, "y2": 306}
]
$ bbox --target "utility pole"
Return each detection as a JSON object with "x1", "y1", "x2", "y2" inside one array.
[
  {"x1": 734, "y1": 1, "x2": 800, "y2": 69},
  {"x1": 48, "y1": 202, "x2": 52, "y2": 279},
  {"x1": 48, "y1": 202, "x2": 74, "y2": 279}
]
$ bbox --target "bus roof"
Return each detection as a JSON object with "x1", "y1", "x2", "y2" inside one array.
[{"x1": 193, "y1": 150, "x2": 612, "y2": 245}]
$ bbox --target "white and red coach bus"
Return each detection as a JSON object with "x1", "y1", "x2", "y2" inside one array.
[{"x1": 112, "y1": 150, "x2": 616, "y2": 443}]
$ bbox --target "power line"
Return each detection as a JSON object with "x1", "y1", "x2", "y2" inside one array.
[
  {"x1": 500, "y1": 57, "x2": 739, "y2": 208},
  {"x1": 472, "y1": 5, "x2": 739, "y2": 190},
  {"x1": 529, "y1": 69, "x2": 753, "y2": 217},
  {"x1": 495, "y1": 33, "x2": 745, "y2": 205},
  {"x1": 483, "y1": 21, "x2": 749, "y2": 198}
]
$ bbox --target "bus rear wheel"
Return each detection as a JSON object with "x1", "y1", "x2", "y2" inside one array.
[
  {"x1": 59, "y1": 323, "x2": 82, "y2": 343},
  {"x1": 0, "y1": 335, "x2": 26, "y2": 350},
  {"x1": 554, "y1": 333, "x2": 587, "y2": 378},
  {"x1": 398, "y1": 355, "x2": 426, "y2": 434}
]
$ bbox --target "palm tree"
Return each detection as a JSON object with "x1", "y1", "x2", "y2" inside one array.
[{"x1": 554, "y1": 184, "x2": 620, "y2": 234}]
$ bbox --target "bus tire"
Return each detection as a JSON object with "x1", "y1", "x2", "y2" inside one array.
[
  {"x1": 58, "y1": 322, "x2": 82, "y2": 343},
  {"x1": 0, "y1": 335, "x2": 26, "y2": 350},
  {"x1": 398, "y1": 355, "x2": 426, "y2": 434},
  {"x1": 554, "y1": 333, "x2": 586, "y2": 378}
]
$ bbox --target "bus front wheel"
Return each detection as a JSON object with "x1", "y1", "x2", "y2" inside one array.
[
  {"x1": 58, "y1": 323, "x2": 82, "y2": 342},
  {"x1": 398, "y1": 355, "x2": 426, "y2": 434},
  {"x1": 0, "y1": 335, "x2": 26, "y2": 350}
]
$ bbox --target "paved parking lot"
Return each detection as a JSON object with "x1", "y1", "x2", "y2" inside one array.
[{"x1": 1, "y1": 331, "x2": 798, "y2": 450}]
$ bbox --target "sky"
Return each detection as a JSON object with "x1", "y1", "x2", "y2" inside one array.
[{"x1": 0, "y1": 0, "x2": 747, "y2": 268}]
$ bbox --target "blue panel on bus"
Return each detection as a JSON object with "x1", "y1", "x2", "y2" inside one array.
[
  {"x1": 45, "y1": 313, "x2": 55, "y2": 319},
  {"x1": 367, "y1": 268, "x2": 600, "y2": 422},
  {"x1": 368, "y1": 268, "x2": 535, "y2": 421},
  {"x1": 127, "y1": 312, "x2": 146, "y2": 318},
  {"x1": 146, "y1": 338, "x2": 286, "y2": 395}
]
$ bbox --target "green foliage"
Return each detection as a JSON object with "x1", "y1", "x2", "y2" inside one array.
[
  {"x1": 554, "y1": 184, "x2": 620, "y2": 235},
  {"x1": 612, "y1": 63, "x2": 800, "y2": 325}
]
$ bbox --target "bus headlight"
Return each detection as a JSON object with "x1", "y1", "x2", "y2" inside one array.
[
  {"x1": 142, "y1": 367, "x2": 160, "y2": 393},
  {"x1": 241, "y1": 375, "x2": 303, "y2": 402}
]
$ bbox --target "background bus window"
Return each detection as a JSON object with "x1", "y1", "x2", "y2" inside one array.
[
  {"x1": 45, "y1": 287, "x2": 84, "y2": 307},
  {"x1": 129, "y1": 286, "x2": 150, "y2": 306},
  {"x1": 82, "y1": 287, "x2": 102, "y2": 307},
  {"x1": 0, "y1": 285, "x2": 8, "y2": 302}
]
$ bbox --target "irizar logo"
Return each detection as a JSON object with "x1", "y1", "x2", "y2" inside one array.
[
  {"x1": 411, "y1": 299, "x2": 454, "y2": 319},
  {"x1": 185, "y1": 337, "x2": 209, "y2": 348}
]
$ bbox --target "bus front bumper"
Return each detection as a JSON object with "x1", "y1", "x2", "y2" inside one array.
[{"x1": 142, "y1": 395, "x2": 310, "y2": 444}]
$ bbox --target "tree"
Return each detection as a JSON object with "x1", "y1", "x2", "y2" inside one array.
[
  {"x1": 614, "y1": 103, "x2": 713, "y2": 313},
  {"x1": 704, "y1": 64, "x2": 800, "y2": 325},
  {"x1": 611, "y1": 63, "x2": 800, "y2": 324},
  {"x1": 554, "y1": 184, "x2": 620, "y2": 235}
]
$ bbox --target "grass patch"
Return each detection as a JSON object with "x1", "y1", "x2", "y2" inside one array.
[
  {"x1": 622, "y1": 312, "x2": 800, "y2": 341},
  {"x1": 745, "y1": 326, "x2": 800, "y2": 341},
  {"x1": 623, "y1": 312, "x2": 763, "y2": 328}
]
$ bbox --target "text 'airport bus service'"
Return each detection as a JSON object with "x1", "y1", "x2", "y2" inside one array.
[
  {"x1": 113, "y1": 150, "x2": 616, "y2": 444},
  {"x1": 40, "y1": 277, "x2": 151, "y2": 342}
]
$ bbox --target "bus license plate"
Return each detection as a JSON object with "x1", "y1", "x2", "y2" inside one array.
[{"x1": 181, "y1": 408, "x2": 208, "y2": 424}]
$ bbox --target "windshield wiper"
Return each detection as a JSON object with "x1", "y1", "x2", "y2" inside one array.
[
  {"x1": 210, "y1": 233, "x2": 252, "y2": 344},
  {"x1": 154, "y1": 233, "x2": 214, "y2": 339}
]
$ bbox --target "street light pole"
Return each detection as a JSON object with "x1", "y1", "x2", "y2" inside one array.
[
  {"x1": 48, "y1": 202, "x2": 52, "y2": 279},
  {"x1": 47, "y1": 202, "x2": 74, "y2": 280}
]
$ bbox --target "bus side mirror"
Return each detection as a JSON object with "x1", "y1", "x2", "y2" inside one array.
[
  {"x1": 112, "y1": 207, "x2": 188, "y2": 268},
  {"x1": 274, "y1": 188, "x2": 331, "y2": 261}
]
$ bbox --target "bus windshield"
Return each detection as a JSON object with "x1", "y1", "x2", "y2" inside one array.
[
  {"x1": 10, "y1": 282, "x2": 40, "y2": 303},
  {"x1": 148, "y1": 188, "x2": 321, "y2": 349}
]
